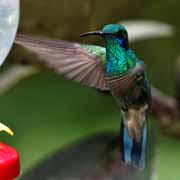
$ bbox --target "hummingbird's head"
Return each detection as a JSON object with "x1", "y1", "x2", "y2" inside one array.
[{"x1": 80, "y1": 24, "x2": 129, "y2": 50}]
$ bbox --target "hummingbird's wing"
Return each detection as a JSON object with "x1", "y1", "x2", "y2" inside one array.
[
  {"x1": 15, "y1": 34, "x2": 108, "y2": 90},
  {"x1": 107, "y1": 62, "x2": 146, "y2": 99}
]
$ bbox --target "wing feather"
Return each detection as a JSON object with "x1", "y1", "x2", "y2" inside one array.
[
  {"x1": 15, "y1": 34, "x2": 108, "y2": 90},
  {"x1": 106, "y1": 62, "x2": 145, "y2": 98}
]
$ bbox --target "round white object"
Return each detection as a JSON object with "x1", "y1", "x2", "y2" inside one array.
[{"x1": 0, "y1": 0, "x2": 19, "y2": 66}]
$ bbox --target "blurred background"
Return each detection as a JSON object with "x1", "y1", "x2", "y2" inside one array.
[{"x1": 1, "y1": 0, "x2": 180, "y2": 179}]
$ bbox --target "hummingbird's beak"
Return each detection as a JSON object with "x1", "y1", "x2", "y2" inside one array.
[{"x1": 80, "y1": 31, "x2": 104, "y2": 37}]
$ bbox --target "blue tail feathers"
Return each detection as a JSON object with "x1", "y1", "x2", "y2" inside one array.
[{"x1": 120, "y1": 120, "x2": 147, "y2": 169}]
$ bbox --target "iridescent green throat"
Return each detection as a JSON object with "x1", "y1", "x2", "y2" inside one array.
[{"x1": 104, "y1": 38, "x2": 136, "y2": 76}]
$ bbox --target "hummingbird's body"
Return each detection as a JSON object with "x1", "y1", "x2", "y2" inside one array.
[
  {"x1": 104, "y1": 36, "x2": 151, "y2": 168},
  {"x1": 80, "y1": 25, "x2": 151, "y2": 168},
  {"x1": 15, "y1": 24, "x2": 151, "y2": 169}
]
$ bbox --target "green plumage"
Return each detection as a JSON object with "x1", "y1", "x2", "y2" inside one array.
[
  {"x1": 81, "y1": 44, "x2": 137, "y2": 75},
  {"x1": 81, "y1": 45, "x2": 106, "y2": 64}
]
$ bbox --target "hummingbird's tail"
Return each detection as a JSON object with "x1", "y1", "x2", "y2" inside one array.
[{"x1": 120, "y1": 119, "x2": 147, "y2": 169}]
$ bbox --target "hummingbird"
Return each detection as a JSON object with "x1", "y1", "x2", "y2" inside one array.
[{"x1": 15, "y1": 24, "x2": 151, "y2": 169}]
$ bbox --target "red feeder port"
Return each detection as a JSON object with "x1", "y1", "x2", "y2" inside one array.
[{"x1": 0, "y1": 142, "x2": 20, "y2": 180}]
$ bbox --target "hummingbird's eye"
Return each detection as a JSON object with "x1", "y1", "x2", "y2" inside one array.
[
  {"x1": 122, "y1": 31, "x2": 128, "y2": 39},
  {"x1": 116, "y1": 30, "x2": 128, "y2": 39},
  {"x1": 116, "y1": 30, "x2": 123, "y2": 37}
]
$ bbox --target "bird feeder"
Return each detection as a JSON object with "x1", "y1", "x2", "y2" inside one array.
[{"x1": 0, "y1": 123, "x2": 20, "y2": 180}]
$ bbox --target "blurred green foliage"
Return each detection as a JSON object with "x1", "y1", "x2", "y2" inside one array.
[{"x1": 1, "y1": 0, "x2": 180, "y2": 179}]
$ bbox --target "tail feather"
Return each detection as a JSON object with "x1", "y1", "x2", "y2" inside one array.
[{"x1": 120, "y1": 120, "x2": 147, "y2": 169}]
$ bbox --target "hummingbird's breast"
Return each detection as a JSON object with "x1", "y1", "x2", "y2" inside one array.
[
  {"x1": 105, "y1": 65, "x2": 150, "y2": 110},
  {"x1": 104, "y1": 41, "x2": 150, "y2": 109}
]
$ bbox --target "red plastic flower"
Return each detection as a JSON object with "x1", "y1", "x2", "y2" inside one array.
[{"x1": 0, "y1": 123, "x2": 20, "y2": 180}]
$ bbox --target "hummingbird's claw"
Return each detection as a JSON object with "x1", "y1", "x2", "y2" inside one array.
[{"x1": 0, "y1": 122, "x2": 14, "y2": 136}]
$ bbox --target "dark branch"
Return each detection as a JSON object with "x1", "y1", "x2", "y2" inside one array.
[{"x1": 151, "y1": 87, "x2": 180, "y2": 127}]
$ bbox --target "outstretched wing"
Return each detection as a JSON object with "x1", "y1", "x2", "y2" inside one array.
[{"x1": 15, "y1": 34, "x2": 108, "y2": 90}]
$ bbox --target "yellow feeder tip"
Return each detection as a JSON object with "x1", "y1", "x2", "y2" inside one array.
[{"x1": 0, "y1": 122, "x2": 14, "y2": 136}]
